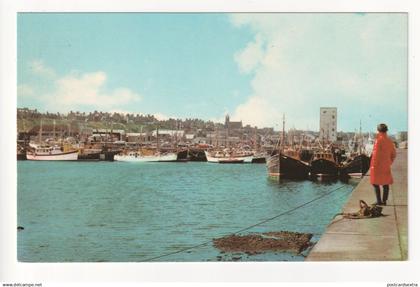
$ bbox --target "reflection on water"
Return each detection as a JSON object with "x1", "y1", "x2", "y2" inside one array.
[{"x1": 17, "y1": 161, "x2": 357, "y2": 262}]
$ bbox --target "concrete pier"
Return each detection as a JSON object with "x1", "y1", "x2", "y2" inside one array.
[{"x1": 306, "y1": 149, "x2": 408, "y2": 261}]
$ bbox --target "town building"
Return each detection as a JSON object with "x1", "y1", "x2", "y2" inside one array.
[
  {"x1": 319, "y1": 107, "x2": 337, "y2": 142},
  {"x1": 92, "y1": 129, "x2": 125, "y2": 142},
  {"x1": 225, "y1": 114, "x2": 242, "y2": 130}
]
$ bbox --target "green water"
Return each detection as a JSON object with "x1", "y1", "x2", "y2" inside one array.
[{"x1": 17, "y1": 161, "x2": 356, "y2": 262}]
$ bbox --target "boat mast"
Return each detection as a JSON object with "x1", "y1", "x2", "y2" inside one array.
[
  {"x1": 254, "y1": 127, "x2": 258, "y2": 151},
  {"x1": 216, "y1": 126, "x2": 219, "y2": 149},
  {"x1": 156, "y1": 127, "x2": 159, "y2": 150},
  {"x1": 53, "y1": 119, "x2": 56, "y2": 141},
  {"x1": 281, "y1": 113, "x2": 285, "y2": 152},
  {"x1": 226, "y1": 123, "x2": 229, "y2": 149},
  {"x1": 174, "y1": 121, "x2": 177, "y2": 151},
  {"x1": 38, "y1": 119, "x2": 43, "y2": 144},
  {"x1": 137, "y1": 126, "x2": 141, "y2": 150},
  {"x1": 359, "y1": 119, "x2": 362, "y2": 154}
]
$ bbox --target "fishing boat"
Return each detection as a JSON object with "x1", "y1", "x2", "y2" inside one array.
[
  {"x1": 266, "y1": 149, "x2": 310, "y2": 179},
  {"x1": 187, "y1": 148, "x2": 207, "y2": 162},
  {"x1": 17, "y1": 145, "x2": 27, "y2": 160},
  {"x1": 115, "y1": 125, "x2": 178, "y2": 163},
  {"x1": 309, "y1": 150, "x2": 339, "y2": 179},
  {"x1": 250, "y1": 128, "x2": 266, "y2": 163},
  {"x1": 26, "y1": 120, "x2": 79, "y2": 161},
  {"x1": 282, "y1": 149, "x2": 310, "y2": 179},
  {"x1": 339, "y1": 153, "x2": 371, "y2": 178},
  {"x1": 218, "y1": 158, "x2": 244, "y2": 164},
  {"x1": 266, "y1": 114, "x2": 309, "y2": 179},
  {"x1": 26, "y1": 144, "x2": 78, "y2": 161},
  {"x1": 251, "y1": 152, "x2": 267, "y2": 163},
  {"x1": 339, "y1": 122, "x2": 371, "y2": 178},
  {"x1": 77, "y1": 148, "x2": 119, "y2": 161},
  {"x1": 114, "y1": 150, "x2": 177, "y2": 162},
  {"x1": 266, "y1": 152, "x2": 280, "y2": 178},
  {"x1": 204, "y1": 150, "x2": 253, "y2": 163},
  {"x1": 176, "y1": 149, "x2": 189, "y2": 162},
  {"x1": 77, "y1": 145, "x2": 103, "y2": 161}
]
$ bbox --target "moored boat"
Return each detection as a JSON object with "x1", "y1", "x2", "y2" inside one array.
[
  {"x1": 251, "y1": 152, "x2": 267, "y2": 163},
  {"x1": 114, "y1": 149, "x2": 177, "y2": 162},
  {"x1": 77, "y1": 147, "x2": 102, "y2": 161},
  {"x1": 340, "y1": 124, "x2": 372, "y2": 178},
  {"x1": 265, "y1": 115, "x2": 310, "y2": 179},
  {"x1": 26, "y1": 145, "x2": 78, "y2": 161},
  {"x1": 251, "y1": 156, "x2": 266, "y2": 164},
  {"x1": 266, "y1": 153, "x2": 280, "y2": 178},
  {"x1": 266, "y1": 149, "x2": 310, "y2": 180},
  {"x1": 309, "y1": 150, "x2": 339, "y2": 179},
  {"x1": 280, "y1": 152, "x2": 310, "y2": 179},
  {"x1": 17, "y1": 145, "x2": 27, "y2": 160},
  {"x1": 187, "y1": 148, "x2": 207, "y2": 162},
  {"x1": 204, "y1": 150, "x2": 253, "y2": 164},
  {"x1": 339, "y1": 153, "x2": 371, "y2": 178},
  {"x1": 218, "y1": 159, "x2": 244, "y2": 164},
  {"x1": 176, "y1": 149, "x2": 189, "y2": 161}
]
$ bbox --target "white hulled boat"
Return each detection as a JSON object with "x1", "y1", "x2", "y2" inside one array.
[
  {"x1": 26, "y1": 145, "x2": 78, "y2": 161},
  {"x1": 114, "y1": 151, "x2": 177, "y2": 162},
  {"x1": 204, "y1": 150, "x2": 253, "y2": 164}
]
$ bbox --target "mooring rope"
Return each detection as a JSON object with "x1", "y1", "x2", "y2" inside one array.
[{"x1": 142, "y1": 183, "x2": 352, "y2": 262}]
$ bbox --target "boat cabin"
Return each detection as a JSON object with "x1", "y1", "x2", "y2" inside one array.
[{"x1": 312, "y1": 151, "x2": 336, "y2": 163}]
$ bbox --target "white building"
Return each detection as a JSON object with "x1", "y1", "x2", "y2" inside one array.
[
  {"x1": 151, "y1": 129, "x2": 184, "y2": 138},
  {"x1": 319, "y1": 107, "x2": 337, "y2": 142},
  {"x1": 185, "y1": 134, "x2": 195, "y2": 140}
]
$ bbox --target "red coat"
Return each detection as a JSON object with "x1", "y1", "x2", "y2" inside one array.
[{"x1": 370, "y1": 132, "x2": 397, "y2": 185}]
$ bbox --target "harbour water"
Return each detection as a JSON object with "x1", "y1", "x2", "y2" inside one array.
[{"x1": 17, "y1": 161, "x2": 357, "y2": 262}]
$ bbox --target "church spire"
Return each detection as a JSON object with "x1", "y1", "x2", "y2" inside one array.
[{"x1": 225, "y1": 114, "x2": 230, "y2": 127}]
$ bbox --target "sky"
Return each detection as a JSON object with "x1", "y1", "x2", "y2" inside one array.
[{"x1": 17, "y1": 13, "x2": 408, "y2": 133}]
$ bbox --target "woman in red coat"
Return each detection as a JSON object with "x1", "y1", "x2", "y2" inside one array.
[{"x1": 370, "y1": 123, "x2": 397, "y2": 205}]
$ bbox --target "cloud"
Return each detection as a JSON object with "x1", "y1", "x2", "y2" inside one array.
[
  {"x1": 108, "y1": 109, "x2": 137, "y2": 115},
  {"x1": 50, "y1": 71, "x2": 140, "y2": 109},
  {"x1": 17, "y1": 84, "x2": 35, "y2": 98},
  {"x1": 229, "y1": 14, "x2": 407, "y2": 131},
  {"x1": 234, "y1": 35, "x2": 265, "y2": 74},
  {"x1": 22, "y1": 61, "x2": 142, "y2": 113},
  {"x1": 153, "y1": 113, "x2": 171, "y2": 121},
  {"x1": 208, "y1": 115, "x2": 225, "y2": 124},
  {"x1": 29, "y1": 60, "x2": 56, "y2": 78}
]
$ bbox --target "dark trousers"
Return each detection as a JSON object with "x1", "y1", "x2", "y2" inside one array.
[{"x1": 373, "y1": 184, "x2": 389, "y2": 204}]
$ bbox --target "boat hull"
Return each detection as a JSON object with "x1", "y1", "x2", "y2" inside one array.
[
  {"x1": 266, "y1": 153, "x2": 310, "y2": 179},
  {"x1": 266, "y1": 154, "x2": 280, "y2": 178},
  {"x1": 219, "y1": 159, "x2": 244, "y2": 164},
  {"x1": 251, "y1": 156, "x2": 266, "y2": 163},
  {"x1": 187, "y1": 149, "x2": 207, "y2": 162},
  {"x1": 310, "y1": 159, "x2": 339, "y2": 179},
  {"x1": 176, "y1": 149, "x2": 189, "y2": 162},
  {"x1": 114, "y1": 153, "x2": 177, "y2": 162},
  {"x1": 17, "y1": 153, "x2": 27, "y2": 160},
  {"x1": 205, "y1": 151, "x2": 253, "y2": 163},
  {"x1": 78, "y1": 152, "x2": 101, "y2": 161},
  {"x1": 340, "y1": 154, "x2": 371, "y2": 178},
  {"x1": 26, "y1": 150, "x2": 79, "y2": 161}
]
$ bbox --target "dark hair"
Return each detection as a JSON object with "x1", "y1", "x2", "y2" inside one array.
[{"x1": 377, "y1": 123, "x2": 388, "y2": 133}]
